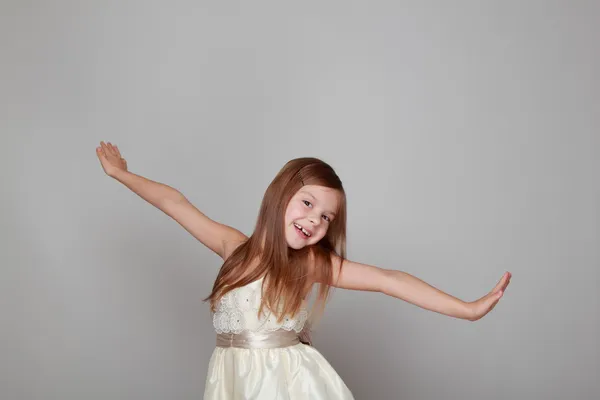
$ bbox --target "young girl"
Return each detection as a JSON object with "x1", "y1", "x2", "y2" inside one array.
[{"x1": 96, "y1": 141, "x2": 511, "y2": 399}]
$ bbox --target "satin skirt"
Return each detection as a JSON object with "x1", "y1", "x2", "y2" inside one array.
[{"x1": 203, "y1": 342, "x2": 354, "y2": 399}]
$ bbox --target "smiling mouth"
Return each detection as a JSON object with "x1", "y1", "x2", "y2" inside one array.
[{"x1": 293, "y1": 222, "x2": 312, "y2": 237}]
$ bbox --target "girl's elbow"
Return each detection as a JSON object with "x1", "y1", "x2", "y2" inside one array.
[{"x1": 377, "y1": 268, "x2": 399, "y2": 295}]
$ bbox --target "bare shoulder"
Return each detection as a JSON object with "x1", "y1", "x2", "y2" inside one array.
[{"x1": 305, "y1": 250, "x2": 342, "y2": 285}]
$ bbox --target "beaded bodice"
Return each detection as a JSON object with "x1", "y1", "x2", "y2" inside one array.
[{"x1": 212, "y1": 277, "x2": 308, "y2": 334}]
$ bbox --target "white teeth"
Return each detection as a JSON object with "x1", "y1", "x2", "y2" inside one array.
[{"x1": 294, "y1": 223, "x2": 311, "y2": 237}]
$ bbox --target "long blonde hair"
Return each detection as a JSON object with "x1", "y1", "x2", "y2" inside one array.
[{"x1": 204, "y1": 157, "x2": 347, "y2": 324}]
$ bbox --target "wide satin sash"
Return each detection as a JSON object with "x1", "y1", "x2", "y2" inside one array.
[{"x1": 216, "y1": 329, "x2": 300, "y2": 349}]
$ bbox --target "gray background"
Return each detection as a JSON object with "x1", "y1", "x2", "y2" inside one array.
[{"x1": 1, "y1": 1, "x2": 598, "y2": 399}]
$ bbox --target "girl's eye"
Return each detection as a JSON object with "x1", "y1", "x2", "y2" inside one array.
[
  {"x1": 322, "y1": 215, "x2": 330, "y2": 222},
  {"x1": 303, "y1": 200, "x2": 312, "y2": 207}
]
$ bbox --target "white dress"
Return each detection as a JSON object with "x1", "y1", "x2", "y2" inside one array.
[{"x1": 204, "y1": 277, "x2": 354, "y2": 399}]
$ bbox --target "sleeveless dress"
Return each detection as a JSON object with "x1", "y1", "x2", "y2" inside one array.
[{"x1": 204, "y1": 277, "x2": 354, "y2": 399}]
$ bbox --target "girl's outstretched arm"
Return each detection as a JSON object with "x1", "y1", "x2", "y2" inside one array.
[
  {"x1": 96, "y1": 141, "x2": 247, "y2": 260},
  {"x1": 328, "y1": 255, "x2": 511, "y2": 321}
]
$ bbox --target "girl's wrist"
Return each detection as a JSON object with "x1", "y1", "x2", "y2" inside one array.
[{"x1": 110, "y1": 168, "x2": 128, "y2": 180}]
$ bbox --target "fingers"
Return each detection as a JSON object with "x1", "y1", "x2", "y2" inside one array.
[
  {"x1": 100, "y1": 141, "x2": 112, "y2": 158},
  {"x1": 97, "y1": 141, "x2": 127, "y2": 174},
  {"x1": 96, "y1": 147, "x2": 104, "y2": 163},
  {"x1": 484, "y1": 288, "x2": 503, "y2": 305},
  {"x1": 502, "y1": 273, "x2": 511, "y2": 292},
  {"x1": 97, "y1": 143, "x2": 107, "y2": 158},
  {"x1": 491, "y1": 272, "x2": 511, "y2": 295},
  {"x1": 497, "y1": 272, "x2": 509, "y2": 289},
  {"x1": 107, "y1": 142, "x2": 117, "y2": 156},
  {"x1": 98, "y1": 141, "x2": 122, "y2": 159},
  {"x1": 499, "y1": 272, "x2": 512, "y2": 295},
  {"x1": 487, "y1": 278, "x2": 507, "y2": 310},
  {"x1": 477, "y1": 278, "x2": 505, "y2": 314},
  {"x1": 477, "y1": 291, "x2": 503, "y2": 319},
  {"x1": 473, "y1": 272, "x2": 511, "y2": 321}
]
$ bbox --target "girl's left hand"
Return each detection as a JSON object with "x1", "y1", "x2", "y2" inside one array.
[{"x1": 467, "y1": 272, "x2": 512, "y2": 321}]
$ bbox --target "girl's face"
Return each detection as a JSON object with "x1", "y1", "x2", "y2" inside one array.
[{"x1": 284, "y1": 185, "x2": 341, "y2": 249}]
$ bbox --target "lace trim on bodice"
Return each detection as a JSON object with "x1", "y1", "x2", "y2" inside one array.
[{"x1": 212, "y1": 278, "x2": 308, "y2": 334}]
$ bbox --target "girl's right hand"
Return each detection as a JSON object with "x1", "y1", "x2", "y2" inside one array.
[{"x1": 96, "y1": 141, "x2": 128, "y2": 177}]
